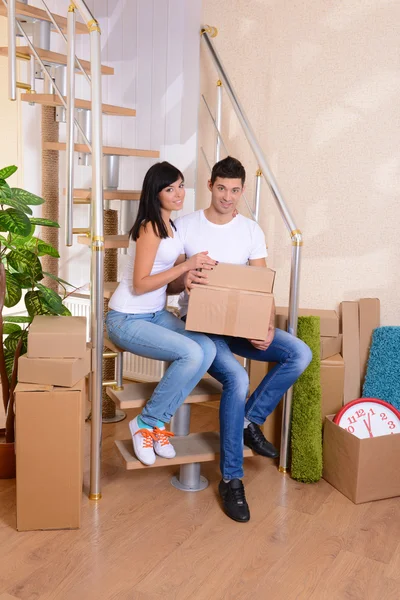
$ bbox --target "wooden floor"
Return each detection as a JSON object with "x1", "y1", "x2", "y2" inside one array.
[{"x1": 1, "y1": 404, "x2": 400, "y2": 600}]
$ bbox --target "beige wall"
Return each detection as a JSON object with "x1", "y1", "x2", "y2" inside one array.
[
  {"x1": 198, "y1": 1, "x2": 400, "y2": 325},
  {"x1": 0, "y1": 20, "x2": 23, "y2": 186}
]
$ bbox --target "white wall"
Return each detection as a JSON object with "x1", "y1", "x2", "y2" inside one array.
[
  {"x1": 199, "y1": 0, "x2": 400, "y2": 326},
  {"x1": 20, "y1": 0, "x2": 201, "y2": 289}
]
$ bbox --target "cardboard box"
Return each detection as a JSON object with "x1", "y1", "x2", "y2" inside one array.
[
  {"x1": 323, "y1": 415, "x2": 400, "y2": 503},
  {"x1": 27, "y1": 315, "x2": 87, "y2": 359},
  {"x1": 276, "y1": 307, "x2": 339, "y2": 337},
  {"x1": 18, "y1": 345, "x2": 91, "y2": 387},
  {"x1": 320, "y1": 335, "x2": 342, "y2": 359},
  {"x1": 15, "y1": 379, "x2": 85, "y2": 531},
  {"x1": 341, "y1": 301, "x2": 361, "y2": 404},
  {"x1": 320, "y1": 354, "x2": 344, "y2": 420},
  {"x1": 359, "y1": 298, "x2": 380, "y2": 386},
  {"x1": 186, "y1": 264, "x2": 275, "y2": 339}
]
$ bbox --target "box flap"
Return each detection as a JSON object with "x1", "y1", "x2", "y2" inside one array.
[
  {"x1": 321, "y1": 353, "x2": 344, "y2": 367},
  {"x1": 205, "y1": 263, "x2": 275, "y2": 293},
  {"x1": 16, "y1": 379, "x2": 85, "y2": 393}
]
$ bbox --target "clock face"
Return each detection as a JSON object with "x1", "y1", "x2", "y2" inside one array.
[{"x1": 334, "y1": 398, "x2": 400, "y2": 439}]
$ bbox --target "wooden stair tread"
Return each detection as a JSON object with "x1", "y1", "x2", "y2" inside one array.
[
  {"x1": 21, "y1": 94, "x2": 136, "y2": 116},
  {"x1": 64, "y1": 188, "x2": 141, "y2": 202},
  {"x1": 0, "y1": 2, "x2": 87, "y2": 34},
  {"x1": 0, "y1": 47, "x2": 113, "y2": 75},
  {"x1": 78, "y1": 235, "x2": 129, "y2": 249},
  {"x1": 115, "y1": 432, "x2": 255, "y2": 470},
  {"x1": 107, "y1": 379, "x2": 223, "y2": 409},
  {"x1": 44, "y1": 142, "x2": 159, "y2": 158}
]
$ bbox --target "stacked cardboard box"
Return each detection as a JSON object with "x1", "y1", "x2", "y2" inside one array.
[{"x1": 15, "y1": 316, "x2": 90, "y2": 531}]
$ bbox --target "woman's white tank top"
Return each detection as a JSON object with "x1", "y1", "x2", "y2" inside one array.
[{"x1": 108, "y1": 232, "x2": 184, "y2": 314}]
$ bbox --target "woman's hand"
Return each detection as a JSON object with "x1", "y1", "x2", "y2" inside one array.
[{"x1": 184, "y1": 251, "x2": 217, "y2": 272}]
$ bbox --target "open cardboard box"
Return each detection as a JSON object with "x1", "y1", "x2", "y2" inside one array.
[
  {"x1": 15, "y1": 379, "x2": 86, "y2": 531},
  {"x1": 186, "y1": 263, "x2": 275, "y2": 340},
  {"x1": 323, "y1": 415, "x2": 400, "y2": 503}
]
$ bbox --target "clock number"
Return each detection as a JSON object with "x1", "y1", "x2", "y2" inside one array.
[
  {"x1": 347, "y1": 415, "x2": 357, "y2": 425},
  {"x1": 369, "y1": 408, "x2": 375, "y2": 415},
  {"x1": 388, "y1": 421, "x2": 396, "y2": 430},
  {"x1": 380, "y1": 413, "x2": 388, "y2": 421},
  {"x1": 347, "y1": 425, "x2": 355, "y2": 433},
  {"x1": 356, "y1": 409, "x2": 365, "y2": 418}
]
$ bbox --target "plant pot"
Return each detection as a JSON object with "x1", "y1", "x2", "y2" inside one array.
[{"x1": 0, "y1": 441, "x2": 16, "y2": 479}]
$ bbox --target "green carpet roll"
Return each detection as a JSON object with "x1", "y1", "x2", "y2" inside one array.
[{"x1": 291, "y1": 316, "x2": 323, "y2": 483}]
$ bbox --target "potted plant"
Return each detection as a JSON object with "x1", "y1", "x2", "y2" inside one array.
[{"x1": 0, "y1": 165, "x2": 72, "y2": 478}]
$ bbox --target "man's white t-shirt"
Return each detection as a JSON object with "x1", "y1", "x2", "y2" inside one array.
[{"x1": 175, "y1": 209, "x2": 268, "y2": 316}]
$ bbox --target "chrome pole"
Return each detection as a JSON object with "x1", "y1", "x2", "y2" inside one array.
[
  {"x1": 279, "y1": 240, "x2": 302, "y2": 472},
  {"x1": 254, "y1": 169, "x2": 262, "y2": 223},
  {"x1": 215, "y1": 80, "x2": 222, "y2": 162},
  {"x1": 88, "y1": 22, "x2": 104, "y2": 501},
  {"x1": 65, "y1": 5, "x2": 76, "y2": 247},
  {"x1": 40, "y1": 0, "x2": 91, "y2": 85},
  {"x1": 13, "y1": 17, "x2": 92, "y2": 149},
  {"x1": 8, "y1": 0, "x2": 16, "y2": 101}
]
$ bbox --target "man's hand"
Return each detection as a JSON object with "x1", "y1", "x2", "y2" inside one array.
[
  {"x1": 184, "y1": 269, "x2": 209, "y2": 294},
  {"x1": 249, "y1": 301, "x2": 276, "y2": 351}
]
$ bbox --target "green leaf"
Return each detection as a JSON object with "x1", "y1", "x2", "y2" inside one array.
[
  {"x1": 12, "y1": 273, "x2": 34, "y2": 289},
  {"x1": 4, "y1": 350, "x2": 15, "y2": 381},
  {"x1": 0, "y1": 197, "x2": 33, "y2": 215},
  {"x1": 36, "y1": 240, "x2": 59, "y2": 258},
  {"x1": 0, "y1": 180, "x2": 12, "y2": 200},
  {"x1": 3, "y1": 315, "x2": 32, "y2": 323},
  {"x1": 25, "y1": 290, "x2": 53, "y2": 316},
  {"x1": 11, "y1": 188, "x2": 44, "y2": 206},
  {"x1": 4, "y1": 329, "x2": 26, "y2": 353},
  {"x1": 0, "y1": 208, "x2": 31, "y2": 236},
  {"x1": 9, "y1": 226, "x2": 35, "y2": 247},
  {"x1": 7, "y1": 249, "x2": 43, "y2": 281},
  {"x1": 3, "y1": 323, "x2": 21, "y2": 335},
  {"x1": 5, "y1": 272, "x2": 22, "y2": 308},
  {"x1": 0, "y1": 166, "x2": 17, "y2": 180},
  {"x1": 36, "y1": 283, "x2": 64, "y2": 312},
  {"x1": 29, "y1": 217, "x2": 60, "y2": 228},
  {"x1": 57, "y1": 304, "x2": 72, "y2": 316},
  {"x1": 43, "y1": 271, "x2": 75, "y2": 289}
]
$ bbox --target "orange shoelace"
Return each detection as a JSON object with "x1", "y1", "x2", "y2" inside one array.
[
  {"x1": 134, "y1": 428, "x2": 156, "y2": 448},
  {"x1": 153, "y1": 427, "x2": 175, "y2": 447}
]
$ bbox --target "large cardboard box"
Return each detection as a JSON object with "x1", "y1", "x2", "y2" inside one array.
[
  {"x1": 27, "y1": 315, "x2": 87, "y2": 359},
  {"x1": 186, "y1": 264, "x2": 275, "y2": 340},
  {"x1": 323, "y1": 415, "x2": 400, "y2": 503},
  {"x1": 276, "y1": 307, "x2": 339, "y2": 337},
  {"x1": 341, "y1": 301, "x2": 361, "y2": 404},
  {"x1": 320, "y1": 335, "x2": 342, "y2": 360},
  {"x1": 18, "y1": 345, "x2": 91, "y2": 387},
  {"x1": 359, "y1": 298, "x2": 380, "y2": 387},
  {"x1": 15, "y1": 379, "x2": 85, "y2": 531},
  {"x1": 320, "y1": 354, "x2": 345, "y2": 420}
]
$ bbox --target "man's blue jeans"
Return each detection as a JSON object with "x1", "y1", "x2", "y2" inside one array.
[
  {"x1": 106, "y1": 309, "x2": 216, "y2": 427},
  {"x1": 206, "y1": 328, "x2": 312, "y2": 480}
]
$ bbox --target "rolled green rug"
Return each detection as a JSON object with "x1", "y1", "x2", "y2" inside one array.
[{"x1": 290, "y1": 316, "x2": 323, "y2": 482}]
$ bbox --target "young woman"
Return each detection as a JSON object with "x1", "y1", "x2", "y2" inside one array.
[{"x1": 106, "y1": 162, "x2": 217, "y2": 466}]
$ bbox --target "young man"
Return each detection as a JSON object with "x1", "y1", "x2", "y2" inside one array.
[{"x1": 172, "y1": 156, "x2": 312, "y2": 523}]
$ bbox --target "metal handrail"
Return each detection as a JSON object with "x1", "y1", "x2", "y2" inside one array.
[
  {"x1": 7, "y1": 0, "x2": 16, "y2": 100},
  {"x1": 201, "y1": 26, "x2": 303, "y2": 473}
]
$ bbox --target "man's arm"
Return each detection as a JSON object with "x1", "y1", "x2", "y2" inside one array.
[
  {"x1": 248, "y1": 257, "x2": 267, "y2": 267},
  {"x1": 247, "y1": 257, "x2": 275, "y2": 349}
]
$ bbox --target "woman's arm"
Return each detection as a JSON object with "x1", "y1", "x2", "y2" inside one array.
[
  {"x1": 166, "y1": 254, "x2": 186, "y2": 295},
  {"x1": 133, "y1": 227, "x2": 216, "y2": 295}
]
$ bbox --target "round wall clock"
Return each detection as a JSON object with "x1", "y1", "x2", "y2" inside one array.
[{"x1": 333, "y1": 398, "x2": 400, "y2": 439}]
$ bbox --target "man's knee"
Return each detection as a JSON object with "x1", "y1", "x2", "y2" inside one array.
[{"x1": 292, "y1": 340, "x2": 312, "y2": 375}]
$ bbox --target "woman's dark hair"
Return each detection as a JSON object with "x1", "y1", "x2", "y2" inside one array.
[
  {"x1": 210, "y1": 155, "x2": 246, "y2": 186},
  {"x1": 130, "y1": 161, "x2": 184, "y2": 240}
]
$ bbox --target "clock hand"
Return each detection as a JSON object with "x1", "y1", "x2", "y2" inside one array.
[{"x1": 363, "y1": 418, "x2": 373, "y2": 438}]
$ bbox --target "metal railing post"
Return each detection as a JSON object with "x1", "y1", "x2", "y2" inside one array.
[
  {"x1": 8, "y1": 0, "x2": 16, "y2": 100},
  {"x1": 65, "y1": 4, "x2": 76, "y2": 247},
  {"x1": 201, "y1": 27, "x2": 303, "y2": 473},
  {"x1": 215, "y1": 80, "x2": 222, "y2": 162},
  {"x1": 254, "y1": 168, "x2": 262, "y2": 222}
]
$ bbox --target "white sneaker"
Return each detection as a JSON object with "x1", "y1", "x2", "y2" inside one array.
[
  {"x1": 153, "y1": 427, "x2": 176, "y2": 459},
  {"x1": 129, "y1": 417, "x2": 156, "y2": 466}
]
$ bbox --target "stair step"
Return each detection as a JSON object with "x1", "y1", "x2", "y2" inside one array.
[
  {"x1": 64, "y1": 188, "x2": 141, "y2": 202},
  {"x1": 44, "y1": 142, "x2": 159, "y2": 158},
  {"x1": 107, "y1": 379, "x2": 223, "y2": 409},
  {"x1": 21, "y1": 94, "x2": 136, "y2": 116},
  {"x1": 0, "y1": 2, "x2": 87, "y2": 35},
  {"x1": 78, "y1": 235, "x2": 129, "y2": 249},
  {"x1": 0, "y1": 47, "x2": 113, "y2": 75},
  {"x1": 115, "y1": 432, "x2": 255, "y2": 471}
]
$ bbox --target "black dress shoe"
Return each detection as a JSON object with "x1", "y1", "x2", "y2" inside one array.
[
  {"x1": 218, "y1": 479, "x2": 250, "y2": 523},
  {"x1": 244, "y1": 422, "x2": 279, "y2": 458}
]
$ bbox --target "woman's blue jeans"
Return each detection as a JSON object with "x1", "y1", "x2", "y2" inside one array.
[
  {"x1": 106, "y1": 309, "x2": 216, "y2": 427},
  {"x1": 206, "y1": 328, "x2": 312, "y2": 480}
]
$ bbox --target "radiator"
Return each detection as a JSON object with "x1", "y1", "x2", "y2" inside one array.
[{"x1": 64, "y1": 297, "x2": 163, "y2": 382}]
